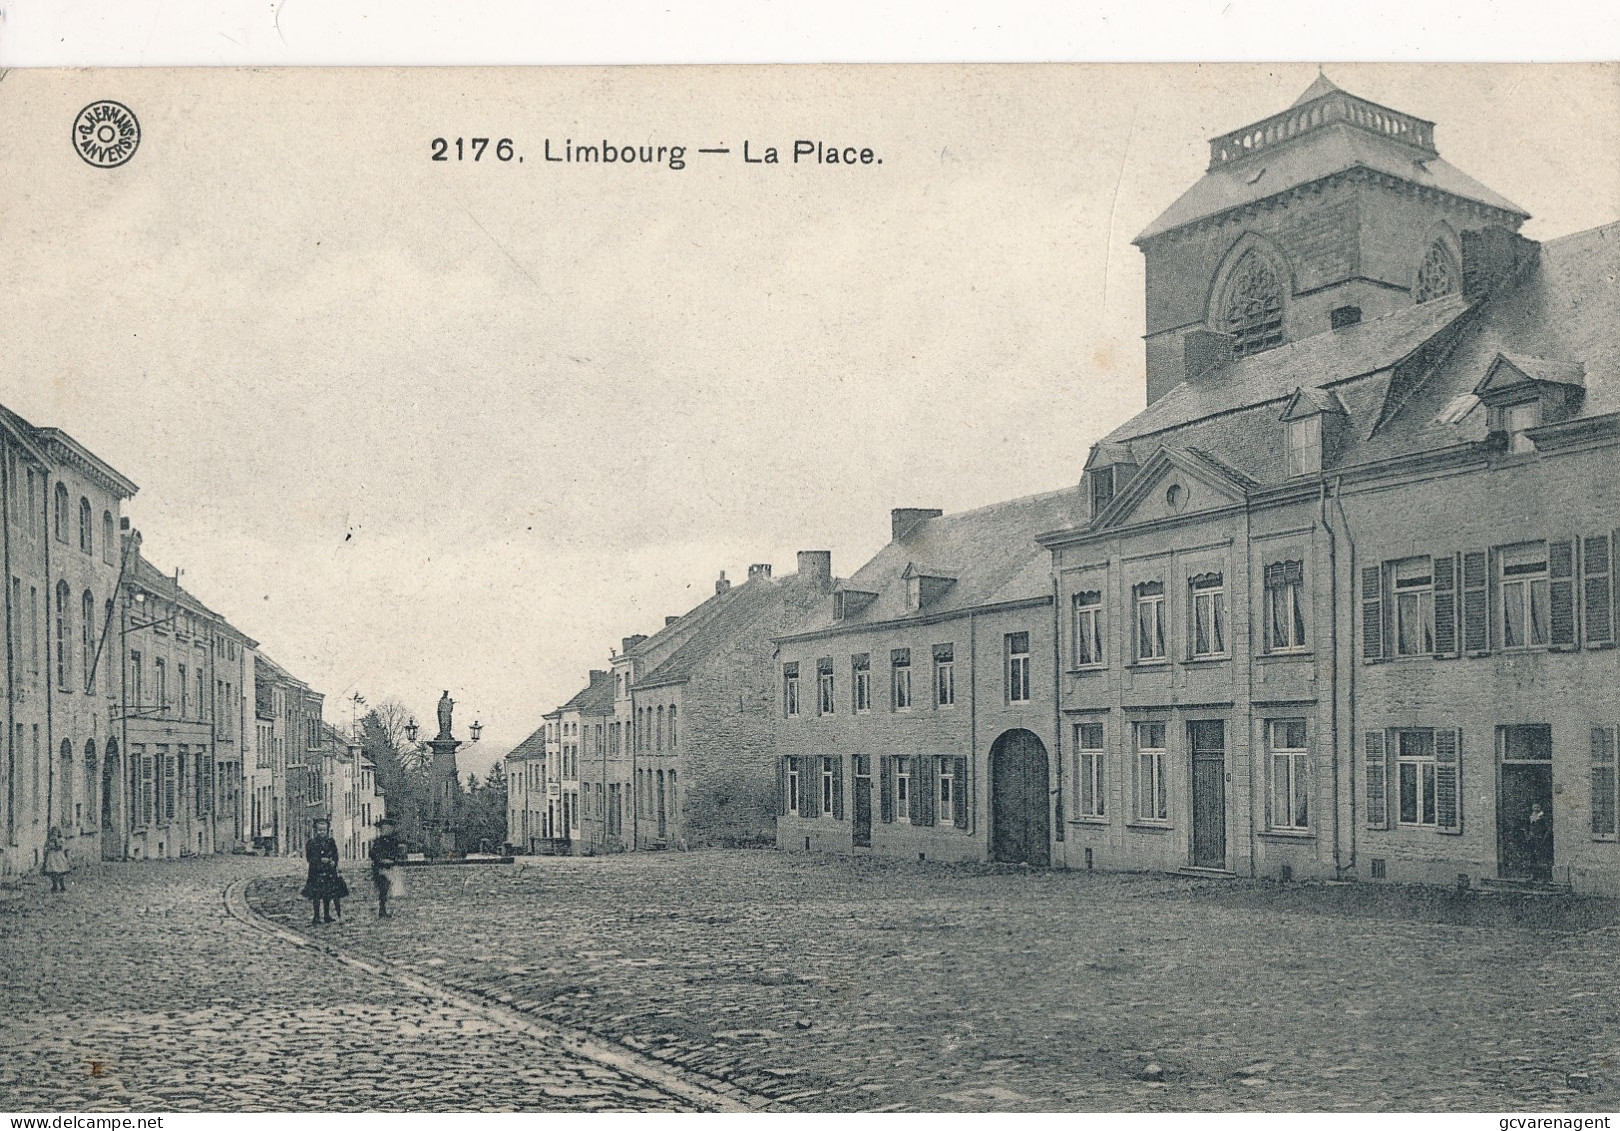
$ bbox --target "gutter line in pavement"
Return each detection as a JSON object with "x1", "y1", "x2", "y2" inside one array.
[{"x1": 222, "y1": 878, "x2": 763, "y2": 1113}]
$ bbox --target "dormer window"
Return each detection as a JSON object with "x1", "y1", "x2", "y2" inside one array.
[
  {"x1": 1499, "y1": 399, "x2": 1542, "y2": 454},
  {"x1": 1287, "y1": 417, "x2": 1321, "y2": 477},
  {"x1": 1221, "y1": 251, "x2": 1285, "y2": 357},
  {"x1": 1090, "y1": 466, "x2": 1115, "y2": 517},
  {"x1": 901, "y1": 564, "x2": 956, "y2": 612},
  {"x1": 1083, "y1": 442, "x2": 1137, "y2": 522},
  {"x1": 1474, "y1": 352, "x2": 1585, "y2": 455}
]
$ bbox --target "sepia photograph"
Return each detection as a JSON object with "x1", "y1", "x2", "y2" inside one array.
[{"x1": 0, "y1": 55, "x2": 1618, "y2": 1117}]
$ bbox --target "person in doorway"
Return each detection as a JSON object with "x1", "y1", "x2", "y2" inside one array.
[
  {"x1": 369, "y1": 816, "x2": 405, "y2": 918},
  {"x1": 1525, "y1": 800, "x2": 1553, "y2": 883},
  {"x1": 300, "y1": 818, "x2": 348, "y2": 925},
  {"x1": 42, "y1": 828, "x2": 70, "y2": 894}
]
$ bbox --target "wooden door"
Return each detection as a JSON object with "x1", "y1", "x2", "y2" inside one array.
[
  {"x1": 1190, "y1": 720, "x2": 1226, "y2": 870},
  {"x1": 990, "y1": 730, "x2": 1050, "y2": 866},
  {"x1": 852, "y1": 754, "x2": 872, "y2": 848}
]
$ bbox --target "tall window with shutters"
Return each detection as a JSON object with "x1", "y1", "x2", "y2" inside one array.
[
  {"x1": 1264, "y1": 561, "x2": 1306, "y2": 653},
  {"x1": 1501, "y1": 542, "x2": 1550, "y2": 649},
  {"x1": 1393, "y1": 557, "x2": 1435, "y2": 656},
  {"x1": 54, "y1": 580, "x2": 70, "y2": 691},
  {"x1": 785, "y1": 758, "x2": 800, "y2": 815},
  {"x1": 1396, "y1": 729, "x2": 1436, "y2": 827},
  {"x1": 1075, "y1": 722, "x2": 1106, "y2": 819},
  {"x1": 820, "y1": 756, "x2": 836, "y2": 818},
  {"x1": 1592, "y1": 726, "x2": 1618, "y2": 841},
  {"x1": 894, "y1": 756, "x2": 912, "y2": 824},
  {"x1": 936, "y1": 757, "x2": 954, "y2": 826}
]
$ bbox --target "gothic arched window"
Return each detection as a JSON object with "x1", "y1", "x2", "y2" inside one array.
[
  {"x1": 1414, "y1": 241, "x2": 1457, "y2": 303},
  {"x1": 1221, "y1": 251, "x2": 1286, "y2": 357}
]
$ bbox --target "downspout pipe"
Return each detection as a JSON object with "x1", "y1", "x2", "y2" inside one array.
[
  {"x1": 1051, "y1": 574, "x2": 1064, "y2": 854},
  {"x1": 1332, "y1": 477, "x2": 1358, "y2": 871},
  {"x1": 1319, "y1": 480, "x2": 1342, "y2": 879}
]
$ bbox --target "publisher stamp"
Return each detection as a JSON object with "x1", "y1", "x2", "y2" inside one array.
[{"x1": 72, "y1": 100, "x2": 140, "y2": 168}]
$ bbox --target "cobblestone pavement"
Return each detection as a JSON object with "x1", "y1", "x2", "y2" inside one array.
[
  {"x1": 249, "y1": 851, "x2": 1620, "y2": 1112},
  {"x1": 0, "y1": 857, "x2": 711, "y2": 1112}
]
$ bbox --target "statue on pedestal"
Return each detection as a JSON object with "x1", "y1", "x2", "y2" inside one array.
[{"x1": 436, "y1": 690, "x2": 455, "y2": 741}]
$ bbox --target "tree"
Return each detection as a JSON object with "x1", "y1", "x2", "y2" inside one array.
[
  {"x1": 456, "y1": 764, "x2": 508, "y2": 854},
  {"x1": 360, "y1": 698, "x2": 430, "y2": 850}
]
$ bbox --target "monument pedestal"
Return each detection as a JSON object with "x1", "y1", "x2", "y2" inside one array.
[{"x1": 426, "y1": 736, "x2": 462, "y2": 858}]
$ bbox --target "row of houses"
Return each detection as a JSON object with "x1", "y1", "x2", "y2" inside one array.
[
  {"x1": 0, "y1": 404, "x2": 381, "y2": 877},
  {"x1": 514, "y1": 75, "x2": 1619, "y2": 895}
]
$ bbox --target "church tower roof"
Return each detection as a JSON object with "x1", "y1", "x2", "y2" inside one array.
[{"x1": 1135, "y1": 74, "x2": 1529, "y2": 243}]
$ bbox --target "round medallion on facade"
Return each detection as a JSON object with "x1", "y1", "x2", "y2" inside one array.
[{"x1": 73, "y1": 101, "x2": 141, "y2": 168}]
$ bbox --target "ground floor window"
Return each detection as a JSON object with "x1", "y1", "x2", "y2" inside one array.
[
  {"x1": 1269, "y1": 719, "x2": 1309, "y2": 830},
  {"x1": 821, "y1": 757, "x2": 835, "y2": 816},
  {"x1": 1397, "y1": 729, "x2": 1436, "y2": 826},
  {"x1": 1593, "y1": 726, "x2": 1618, "y2": 839},
  {"x1": 787, "y1": 761, "x2": 800, "y2": 815},
  {"x1": 1133, "y1": 722, "x2": 1167, "y2": 822},
  {"x1": 1075, "y1": 722, "x2": 1105, "y2": 818},
  {"x1": 895, "y1": 756, "x2": 911, "y2": 824}
]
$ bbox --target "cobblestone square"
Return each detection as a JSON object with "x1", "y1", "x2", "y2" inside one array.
[{"x1": 247, "y1": 850, "x2": 1620, "y2": 1111}]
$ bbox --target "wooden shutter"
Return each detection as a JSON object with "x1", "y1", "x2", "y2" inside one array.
[
  {"x1": 1590, "y1": 726, "x2": 1616, "y2": 839},
  {"x1": 953, "y1": 756, "x2": 969, "y2": 828},
  {"x1": 1432, "y1": 552, "x2": 1459, "y2": 658},
  {"x1": 923, "y1": 757, "x2": 939, "y2": 827},
  {"x1": 777, "y1": 757, "x2": 787, "y2": 817},
  {"x1": 879, "y1": 757, "x2": 894, "y2": 824},
  {"x1": 1462, "y1": 550, "x2": 1489, "y2": 654},
  {"x1": 1364, "y1": 730, "x2": 1389, "y2": 829},
  {"x1": 1582, "y1": 534, "x2": 1614, "y2": 645},
  {"x1": 1434, "y1": 728, "x2": 1462, "y2": 834},
  {"x1": 908, "y1": 758, "x2": 923, "y2": 824},
  {"x1": 799, "y1": 756, "x2": 819, "y2": 818},
  {"x1": 832, "y1": 756, "x2": 845, "y2": 821},
  {"x1": 1549, "y1": 538, "x2": 1577, "y2": 649},
  {"x1": 1360, "y1": 565, "x2": 1384, "y2": 660}
]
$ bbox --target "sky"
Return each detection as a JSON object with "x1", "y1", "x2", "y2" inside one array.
[{"x1": 2, "y1": 64, "x2": 1616, "y2": 776}]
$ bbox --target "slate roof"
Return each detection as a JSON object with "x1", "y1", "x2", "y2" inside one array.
[
  {"x1": 1369, "y1": 221, "x2": 1620, "y2": 458},
  {"x1": 1087, "y1": 221, "x2": 1618, "y2": 488},
  {"x1": 507, "y1": 725, "x2": 548, "y2": 761},
  {"x1": 1103, "y1": 292, "x2": 1469, "y2": 445},
  {"x1": 560, "y1": 672, "x2": 615, "y2": 717},
  {"x1": 782, "y1": 489, "x2": 1082, "y2": 639},
  {"x1": 1138, "y1": 81, "x2": 1527, "y2": 242},
  {"x1": 636, "y1": 574, "x2": 794, "y2": 689}
]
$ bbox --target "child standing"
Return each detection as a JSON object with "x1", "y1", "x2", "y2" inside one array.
[{"x1": 43, "y1": 828, "x2": 70, "y2": 894}]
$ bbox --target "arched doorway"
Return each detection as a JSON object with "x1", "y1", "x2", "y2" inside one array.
[
  {"x1": 990, "y1": 729, "x2": 1050, "y2": 866},
  {"x1": 101, "y1": 739, "x2": 122, "y2": 860}
]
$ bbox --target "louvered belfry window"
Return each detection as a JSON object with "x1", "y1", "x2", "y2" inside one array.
[
  {"x1": 1414, "y1": 241, "x2": 1457, "y2": 303},
  {"x1": 1221, "y1": 251, "x2": 1285, "y2": 357}
]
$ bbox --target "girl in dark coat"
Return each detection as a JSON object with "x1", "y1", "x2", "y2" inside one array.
[{"x1": 301, "y1": 818, "x2": 349, "y2": 924}]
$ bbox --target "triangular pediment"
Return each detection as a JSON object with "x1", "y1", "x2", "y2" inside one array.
[
  {"x1": 1474, "y1": 351, "x2": 1586, "y2": 402},
  {"x1": 1279, "y1": 385, "x2": 1349, "y2": 422},
  {"x1": 1092, "y1": 446, "x2": 1256, "y2": 530}
]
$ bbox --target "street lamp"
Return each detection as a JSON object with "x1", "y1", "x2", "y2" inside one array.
[
  {"x1": 470, "y1": 719, "x2": 482, "y2": 742},
  {"x1": 404, "y1": 718, "x2": 419, "y2": 743}
]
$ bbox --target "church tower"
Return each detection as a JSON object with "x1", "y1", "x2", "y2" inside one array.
[{"x1": 1135, "y1": 74, "x2": 1532, "y2": 405}]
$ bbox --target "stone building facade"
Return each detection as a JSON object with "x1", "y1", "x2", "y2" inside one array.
[
  {"x1": 774, "y1": 500, "x2": 1078, "y2": 864},
  {"x1": 1036, "y1": 75, "x2": 1619, "y2": 893},
  {"x1": 0, "y1": 409, "x2": 138, "y2": 876}
]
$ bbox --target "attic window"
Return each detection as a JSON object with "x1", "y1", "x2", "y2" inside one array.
[
  {"x1": 1330, "y1": 305, "x2": 1362, "y2": 329},
  {"x1": 1221, "y1": 252, "x2": 1285, "y2": 358},
  {"x1": 1286, "y1": 416, "x2": 1322, "y2": 477},
  {"x1": 1494, "y1": 399, "x2": 1542, "y2": 454},
  {"x1": 1089, "y1": 466, "x2": 1115, "y2": 518},
  {"x1": 1414, "y1": 242, "x2": 1457, "y2": 304}
]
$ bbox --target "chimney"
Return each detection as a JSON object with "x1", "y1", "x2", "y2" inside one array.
[
  {"x1": 1330, "y1": 305, "x2": 1362, "y2": 329},
  {"x1": 797, "y1": 550, "x2": 833, "y2": 591},
  {"x1": 665, "y1": 615, "x2": 680, "y2": 627},
  {"x1": 589, "y1": 669, "x2": 609, "y2": 685},
  {"x1": 1461, "y1": 227, "x2": 1538, "y2": 301},
  {"x1": 1183, "y1": 329, "x2": 1235, "y2": 382},
  {"x1": 621, "y1": 634, "x2": 647, "y2": 653},
  {"x1": 715, "y1": 570, "x2": 730, "y2": 595},
  {"x1": 891, "y1": 508, "x2": 943, "y2": 542},
  {"x1": 747, "y1": 563, "x2": 773, "y2": 582}
]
